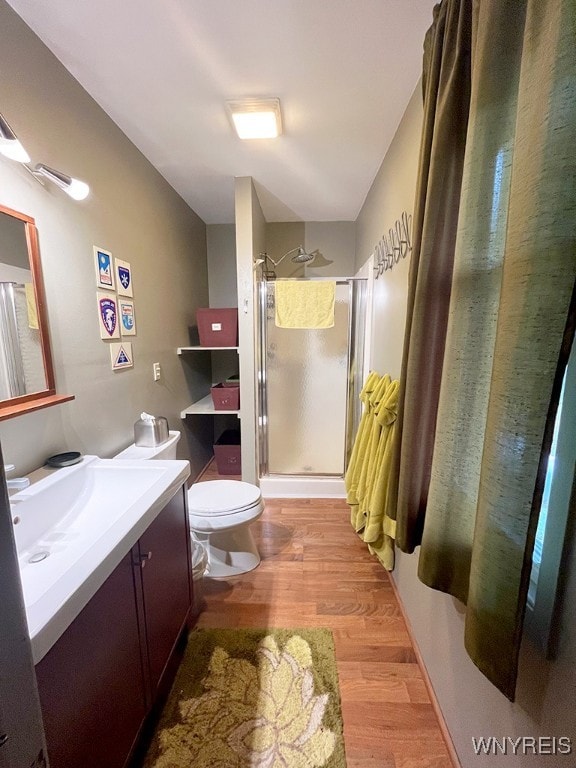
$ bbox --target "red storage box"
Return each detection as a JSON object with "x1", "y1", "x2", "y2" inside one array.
[
  {"x1": 210, "y1": 382, "x2": 240, "y2": 411},
  {"x1": 196, "y1": 308, "x2": 238, "y2": 347},
  {"x1": 213, "y1": 430, "x2": 241, "y2": 475}
]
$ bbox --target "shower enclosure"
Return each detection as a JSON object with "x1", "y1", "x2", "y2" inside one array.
[
  {"x1": 258, "y1": 278, "x2": 368, "y2": 493},
  {"x1": 0, "y1": 282, "x2": 26, "y2": 400}
]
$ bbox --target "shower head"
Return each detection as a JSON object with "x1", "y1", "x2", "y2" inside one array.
[
  {"x1": 290, "y1": 246, "x2": 316, "y2": 264},
  {"x1": 262, "y1": 245, "x2": 316, "y2": 269}
]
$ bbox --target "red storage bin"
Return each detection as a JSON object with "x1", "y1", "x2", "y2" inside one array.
[
  {"x1": 213, "y1": 430, "x2": 241, "y2": 475},
  {"x1": 196, "y1": 308, "x2": 238, "y2": 347},
  {"x1": 210, "y1": 382, "x2": 240, "y2": 411}
]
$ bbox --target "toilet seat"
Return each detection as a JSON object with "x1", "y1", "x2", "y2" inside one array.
[
  {"x1": 187, "y1": 480, "x2": 264, "y2": 533},
  {"x1": 188, "y1": 480, "x2": 261, "y2": 515}
]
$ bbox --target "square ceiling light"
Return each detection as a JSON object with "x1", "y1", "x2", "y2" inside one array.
[{"x1": 227, "y1": 98, "x2": 283, "y2": 139}]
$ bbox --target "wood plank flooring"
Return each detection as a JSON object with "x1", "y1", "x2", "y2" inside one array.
[{"x1": 194, "y1": 463, "x2": 453, "y2": 768}]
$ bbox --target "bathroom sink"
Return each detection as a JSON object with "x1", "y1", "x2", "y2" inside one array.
[{"x1": 10, "y1": 455, "x2": 190, "y2": 663}]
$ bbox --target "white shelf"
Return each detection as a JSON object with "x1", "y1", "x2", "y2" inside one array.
[
  {"x1": 177, "y1": 346, "x2": 239, "y2": 354},
  {"x1": 180, "y1": 394, "x2": 240, "y2": 419}
]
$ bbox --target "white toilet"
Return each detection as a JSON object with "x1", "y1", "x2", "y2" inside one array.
[{"x1": 114, "y1": 430, "x2": 263, "y2": 578}]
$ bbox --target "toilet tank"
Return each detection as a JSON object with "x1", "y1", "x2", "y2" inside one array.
[{"x1": 113, "y1": 430, "x2": 181, "y2": 460}]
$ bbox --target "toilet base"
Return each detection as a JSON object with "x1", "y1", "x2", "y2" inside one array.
[{"x1": 198, "y1": 525, "x2": 261, "y2": 578}]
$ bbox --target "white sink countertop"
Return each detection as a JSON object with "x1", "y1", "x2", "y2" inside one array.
[{"x1": 10, "y1": 456, "x2": 190, "y2": 664}]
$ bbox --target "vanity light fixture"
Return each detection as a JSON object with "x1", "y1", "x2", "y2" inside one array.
[
  {"x1": 0, "y1": 110, "x2": 89, "y2": 201},
  {"x1": 33, "y1": 164, "x2": 90, "y2": 201},
  {"x1": 227, "y1": 98, "x2": 282, "y2": 139},
  {"x1": 0, "y1": 112, "x2": 31, "y2": 163}
]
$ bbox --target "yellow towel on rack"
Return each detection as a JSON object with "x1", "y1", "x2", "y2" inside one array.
[
  {"x1": 25, "y1": 283, "x2": 39, "y2": 330},
  {"x1": 275, "y1": 280, "x2": 335, "y2": 329},
  {"x1": 346, "y1": 372, "x2": 400, "y2": 571},
  {"x1": 345, "y1": 370, "x2": 380, "y2": 499}
]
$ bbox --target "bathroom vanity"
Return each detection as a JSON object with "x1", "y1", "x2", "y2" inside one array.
[
  {"x1": 9, "y1": 455, "x2": 193, "y2": 768},
  {"x1": 34, "y1": 485, "x2": 193, "y2": 768}
]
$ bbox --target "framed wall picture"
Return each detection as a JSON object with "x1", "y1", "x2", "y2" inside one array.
[
  {"x1": 115, "y1": 258, "x2": 133, "y2": 297},
  {"x1": 94, "y1": 246, "x2": 115, "y2": 291},
  {"x1": 119, "y1": 298, "x2": 136, "y2": 336},
  {"x1": 96, "y1": 291, "x2": 120, "y2": 339},
  {"x1": 109, "y1": 342, "x2": 133, "y2": 370}
]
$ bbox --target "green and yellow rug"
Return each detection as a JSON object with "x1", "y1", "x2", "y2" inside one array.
[{"x1": 144, "y1": 628, "x2": 347, "y2": 767}]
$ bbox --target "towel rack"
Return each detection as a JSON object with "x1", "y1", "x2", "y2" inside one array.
[{"x1": 373, "y1": 211, "x2": 412, "y2": 278}]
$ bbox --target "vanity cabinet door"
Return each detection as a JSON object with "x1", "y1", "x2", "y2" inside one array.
[
  {"x1": 138, "y1": 485, "x2": 192, "y2": 692},
  {"x1": 35, "y1": 552, "x2": 147, "y2": 768}
]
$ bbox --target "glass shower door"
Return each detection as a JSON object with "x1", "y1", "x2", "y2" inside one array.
[{"x1": 263, "y1": 280, "x2": 350, "y2": 475}]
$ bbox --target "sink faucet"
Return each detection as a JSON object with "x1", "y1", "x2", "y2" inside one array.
[{"x1": 4, "y1": 464, "x2": 30, "y2": 491}]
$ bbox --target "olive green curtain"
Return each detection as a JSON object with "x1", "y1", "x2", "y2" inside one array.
[
  {"x1": 387, "y1": 0, "x2": 473, "y2": 552},
  {"x1": 391, "y1": 0, "x2": 576, "y2": 700}
]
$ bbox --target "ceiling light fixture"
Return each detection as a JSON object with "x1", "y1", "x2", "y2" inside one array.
[
  {"x1": 227, "y1": 98, "x2": 282, "y2": 140},
  {"x1": 0, "y1": 113, "x2": 31, "y2": 163}
]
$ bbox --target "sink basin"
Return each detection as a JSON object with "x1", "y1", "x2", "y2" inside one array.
[{"x1": 10, "y1": 455, "x2": 190, "y2": 663}]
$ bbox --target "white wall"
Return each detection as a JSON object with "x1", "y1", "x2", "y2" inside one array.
[
  {"x1": 206, "y1": 223, "x2": 240, "y2": 392},
  {"x1": 0, "y1": 0, "x2": 212, "y2": 479},
  {"x1": 264, "y1": 221, "x2": 355, "y2": 279},
  {"x1": 304, "y1": 221, "x2": 356, "y2": 278},
  {"x1": 235, "y1": 176, "x2": 266, "y2": 484},
  {"x1": 355, "y1": 84, "x2": 422, "y2": 379},
  {"x1": 207, "y1": 224, "x2": 237, "y2": 308},
  {"x1": 356, "y1": 80, "x2": 576, "y2": 767}
]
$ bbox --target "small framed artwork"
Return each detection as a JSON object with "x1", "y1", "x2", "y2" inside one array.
[
  {"x1": 96, "y1": 291, "x2": 120, "y2": 339},
  {"x1": 94, "y1": 246, "x2": 115, "y2": 291},
  {"x1": 115, "y1": 258, "x2": 133, "y2": 297},
  {"x1": 119, "y1": 298, "x2": 136, "y2": 336},
  {"x1": 110, "y1": 342, "x2": 133, "y2": 371}
]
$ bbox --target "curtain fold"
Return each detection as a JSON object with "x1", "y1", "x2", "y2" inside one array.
[
  {"x1": 387, "y1": 0, "x2": 473, "y2": 553},
  {"x1": 391, "y1": 0, "x2": 576, "y2": 699}
]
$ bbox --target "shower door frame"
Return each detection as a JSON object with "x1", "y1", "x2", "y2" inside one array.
[{"x1": 257, "y1": 277, "x2": 367, "y2": 479}]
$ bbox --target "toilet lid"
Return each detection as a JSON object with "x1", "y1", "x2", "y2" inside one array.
[{"x1": 188, "y1": 480, "x2": 262, "y2": 515}]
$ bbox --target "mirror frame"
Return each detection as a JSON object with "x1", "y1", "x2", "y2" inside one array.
[{"x1": 0, "y1": 204, "x2": 74, "y2": 421}]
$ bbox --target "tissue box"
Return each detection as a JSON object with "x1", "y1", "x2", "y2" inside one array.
[
  {"x1": 210, "y1": 383, "x2": 240, "y2": 411},
  {"x1": 196, "y1": 308, "x2": 238, "y2": 347},
  {"x1": 133, "y1": 414, "x2": 169, "y2": 447}
]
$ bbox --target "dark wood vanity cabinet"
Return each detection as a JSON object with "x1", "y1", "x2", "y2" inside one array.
[
  {"x1": 34, "y1": 486, "x2": 193, "y2": 768},
  {"x1": 137, "y1": 490, "x2": 192, "y2": 696}
]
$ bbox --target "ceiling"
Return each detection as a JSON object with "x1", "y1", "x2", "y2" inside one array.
[{"x1": 7, "y1": 0, "x2": 435, "y2": 224}]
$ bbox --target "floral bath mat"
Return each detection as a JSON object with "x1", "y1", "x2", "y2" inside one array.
[{"x1": 144, "y1": 627, "x2": 347, "y2": 767}]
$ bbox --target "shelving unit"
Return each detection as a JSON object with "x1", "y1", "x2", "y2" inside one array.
[
  {"x1": 177, "y1": 346, "x2": 239, "y2": 354},
  {"x1": 180, "y1": 393, "x2": 240, "y2": 419},
  {"x1": 177, "y1": 346, "x2": 240, "y2": 418}
]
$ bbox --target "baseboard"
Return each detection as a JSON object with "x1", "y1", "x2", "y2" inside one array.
[
  {"x1": 259, "y1": 475, "x2": 346, "y2": 498},
  {"x1": 387, "y1": 572, "x2": 462, "y2": 768}
]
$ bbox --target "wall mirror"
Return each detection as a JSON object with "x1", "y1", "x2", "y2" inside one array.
[{"x1": 0, "y1": 204, "x2": 73, "y2": 420}]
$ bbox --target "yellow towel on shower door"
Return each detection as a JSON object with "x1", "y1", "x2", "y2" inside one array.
[{"x1": 275, "y1": 280, "x2": 336, "y2": 329}]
